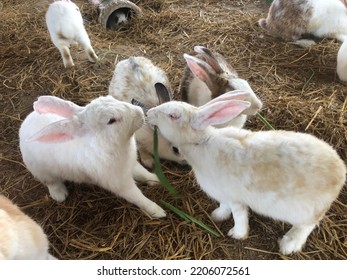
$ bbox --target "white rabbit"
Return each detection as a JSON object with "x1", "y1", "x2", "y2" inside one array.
[
  {"x1": 258, "y1": 0, "x2": 347, "y2": 47},
  {"x1": 19, "y1": 95, "x2": 166, "y2": 218},
  {"x1": 147, "y1": 90, "x2": 346, "y2": 255},
  {"x1": 109, "y1": 56, "x2": 186, "y2": 168},
  {"x1": 337, "y1": 40, "x2": 347, "y2": 82},
  {"x1": 0, "y1": 195, "x2": 56, "y2": 260},
  {"x1": 46, "y1": 0, "x2": 98, "y2": 68},
  {"x1": 179, "y1": 46, "x2": 263, "y2": 128}
]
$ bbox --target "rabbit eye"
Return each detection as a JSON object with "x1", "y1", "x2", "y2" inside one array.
[
  {"x1": 107, "y1": 117, "x2": 117, "y2": 125},
  {"x1": 168, "y1": 113, "x2": 179, "y2": 120},
  {"x1": 172, "y1": 146, "x2": 180, "y2": 155}
]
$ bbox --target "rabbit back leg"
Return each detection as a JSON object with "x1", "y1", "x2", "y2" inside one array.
[
  {"x1": 279, "y1": 223, "x2": 316, "y2": 255},
  {"x1": 115, "y1": 180, "x2": 166, "y2": 218},
  {"x1": 76, "y1": 33, "x2": 98, "y2": 63},
  {"x1": 228, "y1": 202, "x2": 249, "y2": 240},
  {"x1": 132, "y1": 161, "x2": 159, "y2": 186},
  {"x1": 51, "y1": 34, "x2": 74, "y2": 68}
]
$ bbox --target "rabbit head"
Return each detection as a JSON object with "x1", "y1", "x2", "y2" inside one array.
[
  {"x1": 181, "y1": 46, "x2": 262, "y2": 116},
  {"x1": 147, "y1": 90, "x2": 251, "y2": 146},
  {"x1": 29, "y1": 95, "x2": 144, "y2": 143},
  {"x1": 109, "y1": 56, "x2": 173, "y2": 107}
]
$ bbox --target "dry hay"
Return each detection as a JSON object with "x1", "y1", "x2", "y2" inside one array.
[{"x1": 0, "y1": 0, "x2": 346, "y2": 260}]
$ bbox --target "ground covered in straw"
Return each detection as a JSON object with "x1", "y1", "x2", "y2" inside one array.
[{"x1": 0, "y1": 0, "x2": 346, "y2": 260}]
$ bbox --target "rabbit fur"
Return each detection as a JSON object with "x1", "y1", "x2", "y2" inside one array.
[
  {"x1": 179, "y1": 46, "x2": 263, "y2": 129},
  {"x1": 258, "y1": 0, "x2": 347, "y2": 47},
  {"x1": 46, "y1": 0, "x2": 98, "y2": 68},
  {"x1": 109, "y1": 56, "x2": 186, "y2": 168},
  {"x1": 0, "y1": 195, "x2": 56, "y2": 260},
  {"x1": 147, "y1": 90, "x2": 346, "y2": 255},
  {"x1": 337, "y1": 40, "x2": 347, "y2": 82},
  {"x1": 19, "y1": 95, "x2": 166, "y2": 219}
]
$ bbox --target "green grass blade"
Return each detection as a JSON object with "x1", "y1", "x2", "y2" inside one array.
[
  {"x1": 257, "y1": 112, "x2": 276, "y2": 130},
  {"x1": 160, "y1": 200, "x2": 221, "y2": 237},
  {"x1": 153, "y1": 126, "x2": 180, "y2": 199},
  {"x1": 160, "y1": 200, "x2": 190, "y2": 222}
]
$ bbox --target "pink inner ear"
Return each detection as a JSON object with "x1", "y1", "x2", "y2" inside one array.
[
  {"x1": 186, "y1": 58, "x2": 210, "y2": 83},
  {"x1": 33, "y1": 132, "x2": 74, "y2": 143},
  {"x1": 34, "y1": 96, "x2": 80, "y2": 118},
  {"x1": 34, "y1": 104, "x2": 73, "y2": 118}
]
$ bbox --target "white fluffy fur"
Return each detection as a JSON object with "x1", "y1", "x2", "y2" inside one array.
[
  {"x1": 147, "y1": 91, "x2": 346, "y2": 255},
  {"x1": 307, "y1": 0, "x2": 347, "y2": 42},
  {"x1": 109, "y1": 56, "x2": 186, "y2": 168},
  {"x1": 19, "y1": 95, "x2": 165, "y2": 218},
  {"x1": 0, "y1": 195, "x2": 56, "y2": 260},
  {"x1": 45, "y1": 0, "x2": 98, "y2": 68},
  {"x1": 337, "y1": 40, "x2": 347, "y2": 82},
  {"x1": 180, "y1": 46, "x2": 262, "y2": 129}
]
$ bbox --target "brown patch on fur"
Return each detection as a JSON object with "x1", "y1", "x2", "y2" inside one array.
[
  {"x1": 57, "y1": 32, "x2": 68, "y2": 41},
  {"x1": 260, "y1": 0, "x2": 313, "y2": 41},
  {"x1": 87, "y1": 49, "x2": 98, "y2": 62}
]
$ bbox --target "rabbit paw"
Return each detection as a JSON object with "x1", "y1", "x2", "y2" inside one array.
[
  {"x1": 146, "y1": 174, "x2": 160, "y2": 187},
  {"x1": 279, "y1": 235, "x2": 304, "y2": 255},
  {"x1": 227, "y1": 227, "x2": 249, "y2": 240},
  {"x1": 211, "y1": 205, "x2": 231, "y2": 222},
  {"x1": 146, "y1": 204, "x2": 166, "y2": 219},
  {"x1": 48, "y1": 184, "x2": 68, "y2": 203}
]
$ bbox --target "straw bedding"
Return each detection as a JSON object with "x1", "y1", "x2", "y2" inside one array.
[{"x1": 0, "y1": 0, "x2": 346, "y2": 260}]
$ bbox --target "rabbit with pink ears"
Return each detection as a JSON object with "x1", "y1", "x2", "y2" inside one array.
[
  {"x1": 258, "y1": 0, "x2": 347, "y2": 47},
  {"x1": 19, "y1": 95, "x2": 166, "y2": 219},
  {"x1": 0, "y1": 195, "x2": 56, "y2": 260},
  {"x1": 147, "y1": 90, "x2": 346, "y2": 255},
  {"x1": 180, "y1": 46, "x2": 262, "y2": 129},
  {"x1": 46, "y1": 0, "x2": 98, "y2": 68}
]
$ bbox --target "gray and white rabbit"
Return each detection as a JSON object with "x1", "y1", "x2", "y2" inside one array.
[
  {"x1": 258, "y1": 0, "x2": 347, "y2": 47},
  {"x1": 19, "y1": 95, "x2": 165, "y2": 218},
  {"x1": 147, "y1": 90, "x2": 346, "y2": 255},
  {"x1": 109, "y1": 56, "x2": 186, "y2": 168},
  {"x1": 46, "y1": 0, "x2": 98, "y2": 68},
  {"x1": 0, "y1": 195, "x2": 56, "y2": 260},
  {"x1": 179, "y1": 46, "x2": 262, "y2": 128}
]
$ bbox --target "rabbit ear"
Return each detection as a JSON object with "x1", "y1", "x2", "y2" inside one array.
[
  {"x1": 201, "y1": 90, "x2": 251, "y2": 108},
  {"x1": 183, "y1": 54, "x2": 215, "y2": 89},
  {"x1": 34, "y1": 96, "x2": 83, "y2": 118},
  {"x1": 193, "y1": 46, "x2": 224, "y2": 74},
  {"x1": 155, "y1": 82, "x2": 171, "y2": 104},
  {"x1": 27, "y1": 118, "x2": 88, "y2": 143},
  {"x1": 192, "y1": 100, "x2": 250, "y2": 130}
]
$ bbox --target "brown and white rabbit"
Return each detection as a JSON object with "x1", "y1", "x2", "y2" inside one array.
[
  {"x1": 46, "y1": 0, "x2": 98, "y2": 68},
  {"x1": 19, "y1": 95, "x2": 165, "y2": 218},
  {"x1": 109, "y1": 56, "x2": 186, "y2": 168},
  {"x1": 258, "y1": 0, "x2": 347, "y2": 46},
  {"x1": 179, "y1": 46, "x2": 262, "y2": 128},
  {"x1": 0, "y1": 195, "x2": 56, "y2": 260},
  {"x1": 147, "y1": 90, "x2": 346, "y2": 255}
]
